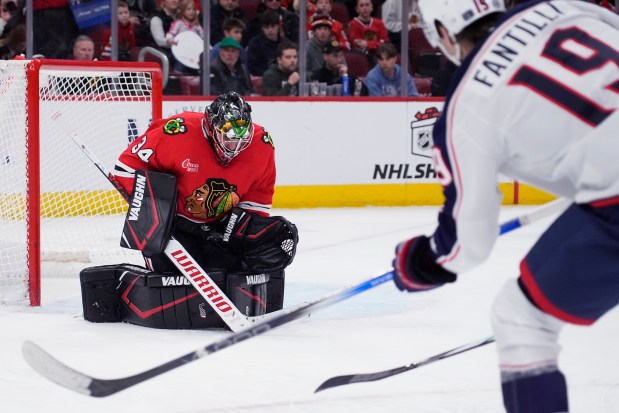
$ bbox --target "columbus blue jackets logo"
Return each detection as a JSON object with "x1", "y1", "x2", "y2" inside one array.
[
  {"x1": 163, "y1": 117, "x2": 187, "y2": 135},
  {"x1": 410, "y1": 107, "x2": 440, "y2": 159}
]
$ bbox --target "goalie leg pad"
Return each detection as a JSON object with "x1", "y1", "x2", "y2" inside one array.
[
  {"x1": 81, "y1": 265, "x2": 272, "y2": 329},
  {"x1": 227, "y1": 272, "x2": 269, "y2": 317},
  {"x1": 80, "y1": 264, "x2": 124, "y2": 323},
  {"x1": 266, "y1": 270, "x2": 285, "y2": 313},
  {"x1": 119, "y1": 268, "x2": 228, "y2": 329}
]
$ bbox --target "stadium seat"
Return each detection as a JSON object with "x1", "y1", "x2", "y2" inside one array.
[
  {"x1": 343, "y1": 49, "x2": 370, "y2": 79},
  {"x1": 138, "y1": 46, "x2": 170, "y2": 89},
  {"x1": 251, "y1": 75, "x2": 263, "y2": 95},
  {"x1": 331, "y1": 2, "x2": 350, "y2": 23},
  {"x1": 413, "y1": 76, "x2": 432, "y2": 96},
  {"x1": 179, "y1": 76, "x2": 200, "y2": 95},
  {"x1": 239, "y1": 1, "x2": 260, "y2": 26},
  {"x1": 129, "y1": 47, "x2": 142, "y2": 62},
  {"x1": 408, "y1": 27, "x2": 443, "y2": 77}
]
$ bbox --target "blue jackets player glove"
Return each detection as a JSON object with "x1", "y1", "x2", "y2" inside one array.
[{"x1": 393, "y1": 235, "x2": 457, "y2": 292}]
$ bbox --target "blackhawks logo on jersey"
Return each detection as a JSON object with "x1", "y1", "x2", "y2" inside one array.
[
  {"x1": 184, "y1": 178, "x2": 240, "y2": 220},
  {"x1": 163, "y1": 117, "x2": 187, "y2": 135}
]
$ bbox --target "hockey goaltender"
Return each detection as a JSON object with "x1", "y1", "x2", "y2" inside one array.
[{"x1": 79, "y1": 92, "x2": 299, "y2": 329}]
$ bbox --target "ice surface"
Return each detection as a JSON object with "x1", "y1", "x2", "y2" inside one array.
[{"x1": 1, "y1": 206, "x2": 617, "y2": 412}]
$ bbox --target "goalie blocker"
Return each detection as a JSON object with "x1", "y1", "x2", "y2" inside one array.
[{"x1": 80, "y1": 169, "x2": 298, "y2": 328}]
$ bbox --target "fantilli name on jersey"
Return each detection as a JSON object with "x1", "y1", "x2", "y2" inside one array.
[
  {"x1": 430, "y1": 0, "x2": 619, "y2": 274},
  {"x1": 471, "y1": 2, "x2": 564, "y2": 91}
]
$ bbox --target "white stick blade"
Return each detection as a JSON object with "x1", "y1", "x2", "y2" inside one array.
[{"x1": 22, "y1": 341, "x2": 93, "y2": 396}]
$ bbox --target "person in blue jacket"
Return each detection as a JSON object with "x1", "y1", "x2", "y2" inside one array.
[{"x1": 363, "y1": 42, "x2": 418, "y2": 96}]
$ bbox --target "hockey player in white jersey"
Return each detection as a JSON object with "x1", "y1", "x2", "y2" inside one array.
[{"x1": 393, "y1": 1, "x2": 619, "y2": 411}]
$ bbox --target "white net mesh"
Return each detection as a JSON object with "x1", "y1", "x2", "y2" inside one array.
[{"x1": 0, "y1": 60, "x2": 161, "y2": 305}]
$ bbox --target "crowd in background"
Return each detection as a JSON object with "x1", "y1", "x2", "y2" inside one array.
[{"x1": 0, "y1": 0, "x2": 616, "y2": 96}]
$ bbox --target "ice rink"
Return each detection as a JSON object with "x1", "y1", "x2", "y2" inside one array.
[{"x1": 1, "y1": 206, "x2": 618, "y2": 412}]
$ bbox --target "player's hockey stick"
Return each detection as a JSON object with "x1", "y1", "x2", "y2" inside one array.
[
  {"x1": 22, "y1": 270, "x2": 394, "y2": 397},
  {"x1": 315, "y1": 336, "x2": 496, "y2": 393},
  {"x1": 313, "y1": 198, "x2": 572, "y2": 393},
  {"x1": 22, "y1": 198, "x2": 568, "y2": 397},
  {"x1": 51, "y1": 111, "x2": 270, "y2": 332},
  {"x1": 498, "y1": 197, "x2": 570, "y2": 235}
]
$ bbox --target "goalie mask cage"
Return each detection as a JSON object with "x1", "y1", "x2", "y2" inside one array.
[{"x1": 0, "y1": 59, "x2": 163, "y2": 306}]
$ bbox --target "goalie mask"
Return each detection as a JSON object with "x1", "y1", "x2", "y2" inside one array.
[
  {"x1": 418, "y1": 0, "x2": 506, "y2": 65},
  {"x1": 203, "y1": 92, "x2": 254, "y2": 166}
]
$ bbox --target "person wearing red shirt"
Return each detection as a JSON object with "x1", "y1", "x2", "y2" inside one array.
[
  {"x1": 306, "y1": 0, "x2": 350, "y2": 49},
  {"x1": 347, "y1": 0, "x2": 388, "y2": 61},
  {"x1": 100, "y1": 1, "x2": 136, "y2": 61}
]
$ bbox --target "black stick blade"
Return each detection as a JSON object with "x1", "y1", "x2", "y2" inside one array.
[
  {"x1": 315, "y1": 336, "x2": 495, "y2": 393},
  {"x1": 315, "y1": 366, "x2": 410, "y2": 393}
]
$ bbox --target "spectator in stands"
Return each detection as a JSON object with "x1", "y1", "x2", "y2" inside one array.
[
  {"x1": 293, "y1": 0, "x2": 316, "y2": 29},
  {"x1": 210, "y1": 37, "x2": 253, "y2": 96},
  {"x1": 210, "y1": 0, "x2": 245, "y2": 46},
  {"x1": 261, "y1": 41, "x2": 300, "y2": 96},
  {"x1": 247, "y1": 11, "x2": 288, "y2": 77},
  {"x1": 150, "y1": 0, "x2": 179, "y2": 63},
  {"x1": 381, "y1": 0, "x2": 419, "y2": 51},
  {"x1": 71, "y1": 35, "x2": 96, "y2": 61},
  {"x1": 0, "y1": 0, "x2": 24, "y2": 59},
  {"x1": 166, "y1": 0, "x2": 204, "y2": 74},
  {"x1": 33, "y1": 0, "x2": 79, "y2": 58},
  {"x1": 311, "y1": 39, "x2": 366, "y2": 95},
  {"x1": 124, "y1": 0, "x2": 157, "y2": 46},
  {"x1": 308, "y1": 0, "x2": 350, "y2": 49},
  {"x1": 347, "y1": 0, "x2": 388, "y2": 63},
  {"x1": 306, "y1": 14, "x2": 334, "y2": 75},
  {"x1": 247, "y1": 0, "x2": 300, "y2": 43},
  {"x1": 0, "y1": 0, "x2": 16, "y2": 38},
  {"x1": 211, "y1": 17, "x2": 248, "y2": 65},
  {"x1": 100, "y1": 1, "x2": 136, "y2": 61},
  {"x1": 363, "y1": 42, "x2": 417, "y2": 96},
  {"x1": 343, "y1": 0, "x2": 384, "y2": 19}
]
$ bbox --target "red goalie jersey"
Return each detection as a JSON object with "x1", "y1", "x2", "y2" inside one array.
[{"x1": 113, "y1": 111, "x2": 276, "y2": 223}]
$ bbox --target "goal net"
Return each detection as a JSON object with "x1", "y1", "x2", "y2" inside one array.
[{"x1": 0, "y1": 59, "x2": 162, "y2": 305}]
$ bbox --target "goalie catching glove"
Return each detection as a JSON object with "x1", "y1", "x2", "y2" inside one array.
[
  {"x1": 393, "y1": 235, "x2": 457, "y2": 292},
  {"x1": 215, "y1": 207, "x2": 299, "y2": 272}
]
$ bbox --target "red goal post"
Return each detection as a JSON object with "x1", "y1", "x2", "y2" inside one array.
[{"x1": 0, "y1": 59, "x2": 162, "y2": 306}]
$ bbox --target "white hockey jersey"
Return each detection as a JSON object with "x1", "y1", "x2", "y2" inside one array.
[{"x1": 430, "y1": 0, "x2": 619, "y2": 274}]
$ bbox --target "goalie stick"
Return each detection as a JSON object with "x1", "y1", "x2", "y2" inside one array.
[
  {"x1": 22, "y1": 271, "x2": 394, "y2": 397},
  {"x1": 314, "y1": 336, "x2": 496, "y2": 393},
  {"x1": 22, "y1": 199, "x2": 568, "y2": 397},
  {"x1": 51, "y1": 111, "x2": 273, "y2": 333}
]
